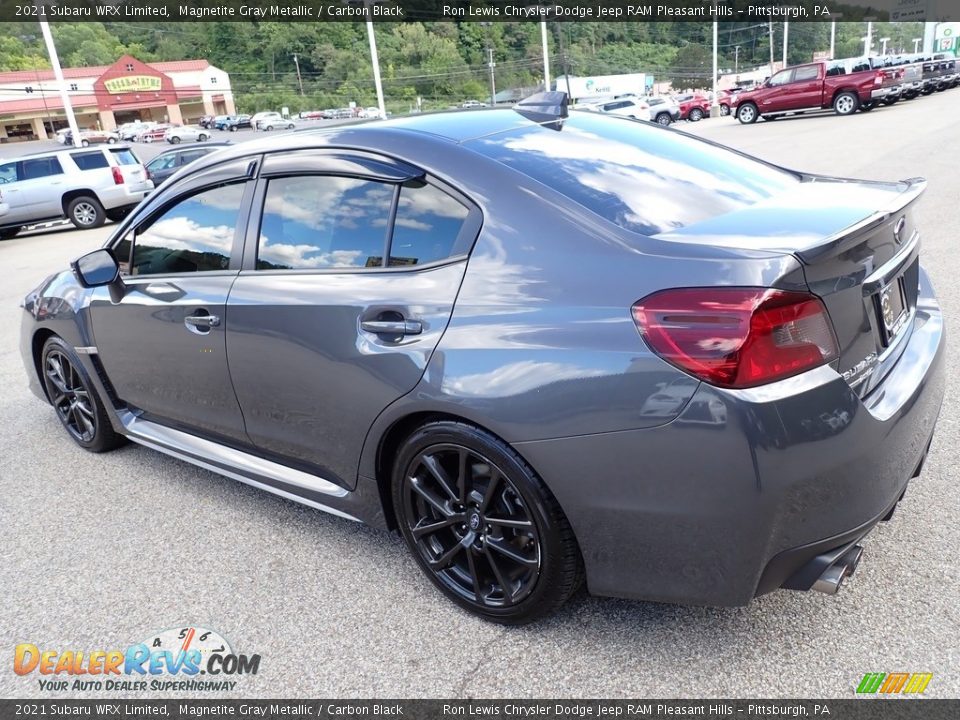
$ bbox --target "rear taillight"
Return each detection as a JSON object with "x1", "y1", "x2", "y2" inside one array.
[
  {"x1": 111, "y1": 166, "x2": 124, "y2": 185},
  {"x1": 632, "y1": 288, "x2": 839, "y2": 389},
  {"x1": 874, "y1": 72, "x2": 884, "y2": 85}
]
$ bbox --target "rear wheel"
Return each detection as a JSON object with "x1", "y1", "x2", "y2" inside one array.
[
  {"x1": 689, "y1": 108, "x2": 704, "y2": 122},
  {"x1": 833, "y1": 91, "x2": 859, "y2": 115},
  {"x1": 859, "y1": 102, "x2": 875, "y2": 112},
  {"x1": 881, "y1": 97, "x2": 898, "y2": 106},
  {"x1": 107, "y1": 137, "x2": 117, "y2": 144},
  {"x1": 720, "y1": 103, "x2": 730, "y2": 116},
  {"x1": 170, "y1": 136, "x2": 181, "y2": 144},
  {"x1": 66, "y1": 196, "x2": 105, "y2": 229},
  {"x1": 81, "y1": 139, "x2": 90, "y2": 147},
  {"x1": 229, "y1": 125, "x2": 237, "y2": 132},
  {"x1": 198, "y1": 133, "x2": 208, "y2": 141},
  {"x1": 105, "y1": 208, "x2": 130, "y2": 223},
  {"x1": 393, "y1": 421, "x2": 583, "y2": 624},
  {"x1": 655, "y1": 113, "x2": 672, "y2": 127},
  {"x1": 737, "y1": 103, "x2": 758, "y2": 124},
  {"x1": 40, "y1": 337, "x2": 125, "y2": 453}
]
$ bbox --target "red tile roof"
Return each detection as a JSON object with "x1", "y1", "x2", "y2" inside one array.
[{"x1": 0, "y1": 60, "x2": 211, "y2": 85}]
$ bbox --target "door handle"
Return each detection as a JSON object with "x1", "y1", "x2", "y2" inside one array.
[
  {"x1": 185, "y1": 313, "x2": 220, "y2": 328},
  {"x1": 360, "y1": 319, "x2": 422, "y2": 336}
]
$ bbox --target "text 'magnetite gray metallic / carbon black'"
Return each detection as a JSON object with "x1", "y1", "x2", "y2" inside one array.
[{"x1": 20, "y1": 93, "x2": 945, "y2": 623}]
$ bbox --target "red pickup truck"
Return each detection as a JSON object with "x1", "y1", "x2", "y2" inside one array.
[{"x1": 732, "y1": 59, "x2": 902, "y2": 124}]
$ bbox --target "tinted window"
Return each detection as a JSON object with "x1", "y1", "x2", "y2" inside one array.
[
  {"x1": 794, "y1": 66, "x2": 819, "y2": 81},
  {"x1": 109, "y1": 148, "x2": 139, "y2": 166},
  {"x1": 469, "y1": 113, "x2": 798, "y2": 236},
  {"x1": 825, "y1": 62, "x2": 846, "y2": 77},
  {"x1": 71, "y1": 151, "x2": 109, "y2": 171},
  {"x1": 131, "y1": 183, "x2": 244, "y2": 276},
  {"x1": 389, "y1": 181, "x2": 469, "y2": 267},
  {"x1": 179, "y1": 149, "x2": 210, "y2": 165},
  {"x1": 257, "y1": 175, "x2": 392, "y2": 270},
  {"x1": 0, "y1": 162, "x2": 18, "y2": 183},
  {"x1": 21, "y1": 157, "x2": 63, "y2": 179}
]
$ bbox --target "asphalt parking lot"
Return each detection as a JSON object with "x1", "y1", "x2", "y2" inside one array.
[{"x1": 1, "y1": 92, "x2": 958, "y2": 699}]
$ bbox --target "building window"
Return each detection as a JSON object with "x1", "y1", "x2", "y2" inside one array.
[
  {"x1": 210, "y1": 77, "x2": 217, "y2": 85},
  {"x1": 69, "y1": 83, "x2": 78, "y2": 91},
  {"x1": 24, "y1": 86, "x2": 34, "y2": 94},
  {"x1": 125, "y1": 63, "x2": 135, "y2": 72}
]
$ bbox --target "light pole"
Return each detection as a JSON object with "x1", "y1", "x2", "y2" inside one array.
[
  {"x1": 363, "y1": 0, "x2": 385, "y2": 119},
  {"x1": 292, "y1": 53, "x2": 304, "y2": 96},
  {"x1": 880, "y1": 37, "x2": 890, "y2": 55},
  {"x1": 38, "y1": 16, "x2": 80, "y2": 146},
  {"x1": 864, "y1": 21, "x2": 873, "y2": 56},
  {"x1": 486, "y1": 47, "x2": 496, "y2": 107},
  {"x1": 783, "y1": 21, "x2": 789, "y2": 66},
  {"x1": 711, "y1": 17, "x2": 719, "y2": 117},
  {"x1": 768, "y1": 20, "x2": 775, "y2": 76},
  {"x1": 913, "y1": 37, "x2": 922, "y2": 53},
  {"x1": 540, "y1": 21, "x2": 550, "y2": 90},
  {"x1": 830, "y1": 21, "x2": 837, "y2": 59},
  {"x1": 734, "y1": 45, "x2": 740, "y2": 76}
]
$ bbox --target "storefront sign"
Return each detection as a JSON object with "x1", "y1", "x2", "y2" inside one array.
[{"x1": 104, "y1": 76, "x2": 162, "y2": 94}]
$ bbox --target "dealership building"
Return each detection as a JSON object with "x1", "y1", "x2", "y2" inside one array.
[{"x1": 0, "y1": 55, "x2": 236, "y2": 142}]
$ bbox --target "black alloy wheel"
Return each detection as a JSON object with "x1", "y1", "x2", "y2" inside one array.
[
  {"x1": 40, "y1": 337, "x2": 125, "y2": 452},
  {"x1": 393, "y1": 421, "x2": 583, "y2": 624}
]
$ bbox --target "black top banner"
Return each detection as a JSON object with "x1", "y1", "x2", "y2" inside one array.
[{"x1": 2, "y1": 0, "x2": 956, "y2": 23}]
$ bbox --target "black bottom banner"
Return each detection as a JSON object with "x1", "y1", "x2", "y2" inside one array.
[{"x1": 2, "y1": 700, "x2": 959, "y2": 720}]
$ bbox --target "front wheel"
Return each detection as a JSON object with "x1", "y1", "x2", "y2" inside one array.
[
  {"x1": 737, "y1": 103, "x2": 758, "y2": 124},
  {"x1": 170, "y1": 136, "x2": 181, "y2": 144},
  {"x1": 688, "y1": 108, "x2": 704, "y2": 122},
  {"x1": 198, "y1": 133, "x2": 208, "y2": 141},
  {"x1": 66, "y1": 195, "x2": 105, "y2": 229},
  {"x1": 40, "y1": 337, "x2": 126, "y2": 452},
  {"x1": 393, "y1": 421, "x2": 583, "y2": 624},
  {"x1": 107, "y1": 137, "x2": 117, "y2": 144},
  {"x1": 720, "y1": 103, "x2": 730, "y2": 116},
  {"x1": 833, "y1": 91, "x2": 859, "y2": 115},
  {"x1": 80, "y1": 139, "x2": 90, "y2": 147}
]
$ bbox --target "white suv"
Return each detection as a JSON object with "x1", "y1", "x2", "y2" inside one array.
[
  {"x1": 0, "y1": 146, "x2": 153, "y2": 239},
  {"x1": 597, "y1": 98, "x2": 651, "y2": 121}
]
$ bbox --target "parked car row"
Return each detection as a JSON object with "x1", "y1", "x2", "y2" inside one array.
[
  {"x1": 731, "y1": 53, "x2": 958, "y2": 124},
  {"x1": 576, "y1": 94, "x2": 682, "y2": 126}
]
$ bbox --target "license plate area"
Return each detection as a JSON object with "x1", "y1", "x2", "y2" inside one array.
[{"x1": 875, "y1": 276, "x2": 908, "y2": 346}]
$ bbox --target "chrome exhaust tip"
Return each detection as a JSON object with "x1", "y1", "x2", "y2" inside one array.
[{"x1": 811, "y1": 544, "x2": 864, "y2": 595}]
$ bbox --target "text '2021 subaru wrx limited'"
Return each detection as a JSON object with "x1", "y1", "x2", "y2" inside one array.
[{"x1": 20, "y1": 94, "x2": 944, "y2": 623}]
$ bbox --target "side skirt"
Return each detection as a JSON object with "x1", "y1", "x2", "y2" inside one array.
[{"x1": 119, "y1": 411, "x2": 365, "y2": 523}]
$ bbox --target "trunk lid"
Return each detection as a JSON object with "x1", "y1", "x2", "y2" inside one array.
[{"x1": 653, "y1": 177, "x2": 926, "y2": 395}]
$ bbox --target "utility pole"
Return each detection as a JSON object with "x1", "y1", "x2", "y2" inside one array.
[
  {"x1": 864, "y1": 21, "x2": 873, "y2": 56},
  {"x1": 292, "y1": 53, "x2": 304, "y2": 96},
  {"x1": 734, "y1": 45, "x2": 740, "y2": 76},
  {"x1": 711, "y1": 16, "x2": 719, "y2": 117},
  {"x1": 487, "y1": 47, "x2": 496, "y2": 107},
  {"x1": 913, "y1": 38, "x2": 922, "y2": 53},
  {"x1": 38, "y1": 17, "x2": 80, "y2": 147},
  {"x1": 768, "y1": 20, "x2": 775, "y2": 77},
  {"x1": 783, "y1": 21, "x2": 789, "y2": 67},
  {"x1": 880, "y1": 37, "x2": 890, "y2": 55},
  {"x1": 555, "y1": 21, "x2": 571, "y2": 98},
  {"x1": 830, "y1": 21, "x2": 837, "y2": 59},
  {"x1": 540, "y1": 21, "x2": 551, "y2": 91}
]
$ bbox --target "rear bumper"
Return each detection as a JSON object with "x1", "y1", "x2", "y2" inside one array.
[
  {"x1": 514, "y1": 274, "x2": 945, "y2": 606},
  {"x1": 98, "y1": 183, "x2": 153, "y2": 210},
  {"x1": 870, "y1": 84, "x2": 901, "y2": 100}
]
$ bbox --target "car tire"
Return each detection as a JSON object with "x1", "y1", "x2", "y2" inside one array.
[
  {"x1": 859, "y1": 102, "x2": 875, "y2": 112},
  {"x1": 265, "y1": 125, "x2": 274, "y2": 131},
  {"x1": 287, "y1": 123, "x2": 295, "y2": 129},
  {"x1": 833, "y1": 91, "x2": 859, "y2": 115},
  {"x1": 761, "y1": 114, "x2": 778, "y2": 121},
  {"x1": 229, "y1": 125, "x2": 237, "y2": 132},
  {"x1": 737, "y1": 103, "x2": 758, "y2": 124},
  {"x1": 40, "y1": 336, "x2": 126, "y2": 453},
  {"x1": 170, "y1": 136, "x2": 181, "y2": 144},
  {"x1": 392, "y1": 420, "x2": 584, "y2": 624},
  {"x1": 655, "y1": 113, "x2": 672, "y2": 126},
  {"x1": 107, "y1": 137, "x2": 117, "y2": 144},
  {"x1": 720, "y1": 104, "x2": 730, "y2": 116},
  {"x1": 881, "y1": 97, "x2": 898, "y2": 106},
  {"x1": 81, "y1": 139, "x2": 90, "y2": 147},
  {"x1": 66, "y1": 195, "x2": 106, "y2": 229},
  {"x1": 0, "y1": 226, "x2": 22, "y2": 240},
  {"x1": 689, "y1": 108, "x2": 704, "y2": 122},
  {"x1": 198, "y1": 133, "x2": 208, "y2": 141}
]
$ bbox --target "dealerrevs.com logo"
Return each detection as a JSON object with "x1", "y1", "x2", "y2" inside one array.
[{"x1": 14, "y1": 626, "x2": 261, "y2": 692}]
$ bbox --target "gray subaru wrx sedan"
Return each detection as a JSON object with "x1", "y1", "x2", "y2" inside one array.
[{"x1": 20, "y1": 95, "x2": 945, "y2": 624}]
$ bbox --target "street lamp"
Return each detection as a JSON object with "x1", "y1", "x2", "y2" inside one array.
[
  {"x1": 346, "y1": 0, "x2": 386, "y2": 119},
  {"x1": 292, "y1": 53, "x2": 304, "y2": 96}
]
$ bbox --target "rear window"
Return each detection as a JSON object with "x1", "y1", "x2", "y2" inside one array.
[
  {"x1": 71, "y1": 151, "x2": 108, "y2": 171},
  {"x1": 109, "y1": 148, "x2": 140, "y2": 166},
  {"x1": 467, "y1": 113, "x2": 798, "y2": 236}
]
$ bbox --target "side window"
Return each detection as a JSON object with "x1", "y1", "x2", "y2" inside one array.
[
  {"x1": 71, "y1": 151, "x2": 109, "y2": 171},
  {"x1": 256, "y1": 175, "x2": 393, "y2": 270},
  {"x1": 131, "y1": 183, "x2": 244, "y2": 276},
  {"x1": 147, "y1": 153, "x2": 177, "y2": 173},
  {"x1": 179, "y1": 149, "x2": 209, "y2": 165},
  {"x1": 825, "y1": 62, "x2": 846, "y2": 77},
  {"x1": 793, "y1": 66, "x2": 819, "y2": 82},
  {"x1": 21, "y1": 157, "x2": 63, "y2": 180},
  {"x1": 768, "y1": 70, "x2": 793, "y2": 86},
  {"x1": 389, "y1": 181, "x2": 469, "y2": 267},
  {"x1": 0, "y1": 162, "x2": 18, "y2": 184}
]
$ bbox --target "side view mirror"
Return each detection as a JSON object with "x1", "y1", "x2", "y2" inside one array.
[{"x1": 72, "y1": 248, "x2": 120, "y2": 288}]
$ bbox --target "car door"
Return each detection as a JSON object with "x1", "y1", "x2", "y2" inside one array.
[
  {"x1": 0, "y1": 160, "x2": 27, "y2": 223},
  {"x1": 756, "y1": 68, "x2": 794, "y2": 111},
  {"x1": 783, "y1": 64, "x2": 822, "y2": 109},
  {"x1": 8, "y1": 157, "x2": 65, "y2": 221},
  {"x1": 88, "y1": 158, "x2": 257, "y2": 442},
  {"x1": 225, "y1": 150, "x2": 481, "y2": 489}
]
